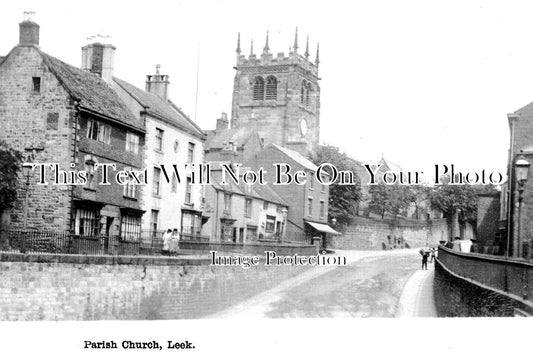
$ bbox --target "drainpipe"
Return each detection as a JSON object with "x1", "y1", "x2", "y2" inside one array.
[
  {"x1": 70, "y1": 100, "x2": 81, "y2": 233},
  {"x1": 507, "y1": 114, "x2": 518, "y2": 258}
]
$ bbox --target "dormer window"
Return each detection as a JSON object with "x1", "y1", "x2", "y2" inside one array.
[{"x1": 253, "y1": 76, "x2": 265, "y2": 100}]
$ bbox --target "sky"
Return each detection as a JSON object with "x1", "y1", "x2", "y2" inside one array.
[{"x1": 3, "y1": 0, "x2": 533, "y2": 178}]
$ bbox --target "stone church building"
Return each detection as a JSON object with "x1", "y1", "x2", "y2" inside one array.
[
  {"x1": 204, "y1": 30, "x2": 339, "y2": 245},
  {"x1": 206, "y1": 30, "x2": 321, "y2": 160}
]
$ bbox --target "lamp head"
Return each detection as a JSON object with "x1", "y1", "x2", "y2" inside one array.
[{"x1": 516, "y1": 158, "x2": 531, "y2": 183}]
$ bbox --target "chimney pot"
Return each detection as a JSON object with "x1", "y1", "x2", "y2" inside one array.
[
  {"x1": 81, "y1": 40, "x2": 116, "y2": 83},
  {"x1": 216, "y1": 112, "x2": 229, "y2": 131},
  {"x1": 19, "y1": 11, "x2": 39, "y2": 46},
  {"x1": 145, "y1": 65, "x2": 170, "y2": 100}
]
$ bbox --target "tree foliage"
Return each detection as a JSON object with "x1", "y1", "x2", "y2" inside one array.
[
  {"x1": 428, "y1": 182, "x2": 490, "y2": 220},
  {"x1": 313, "y1": 144, "x2": 362, "y2": 225},
  {"x1": 368, "y1": 184, "x2": 426, "y2": 218},
  {"x1": 0, "y1": 141, "x2": 23, "y2": 214}
]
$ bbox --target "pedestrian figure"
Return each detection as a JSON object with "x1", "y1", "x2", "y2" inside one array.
[
  {"x1": 169, "y1": 228, "x2": 180, "y2": 256},
  {"x1": 421, "y1": 251, "x2": 429, "y2": 270},
  {"x1": 430, "y1": 248, "x2": 436, "y2": 263},
  {"x1": 162, "y1": 229, "x2": 172, "y2": 256}
]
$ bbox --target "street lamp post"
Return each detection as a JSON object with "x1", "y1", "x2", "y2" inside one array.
[{"x1": 515, "y1": 158, "x2": 530, "y2": 259}]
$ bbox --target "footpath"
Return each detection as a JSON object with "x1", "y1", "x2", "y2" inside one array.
[{"x1": 396, "y1": 264, "x2": 438, "y2": 317}]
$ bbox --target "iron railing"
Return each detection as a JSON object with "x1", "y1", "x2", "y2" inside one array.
[{"x1": 0, "y1": 229, "x2": 209, "y2": 256}]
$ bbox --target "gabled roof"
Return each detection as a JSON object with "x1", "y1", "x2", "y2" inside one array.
[
  {"x1": 39, "y1": 51, "x2": 143, "y2": 132},
  {"x1": 113, "y1": 77, "x2": 204, "y2": 139},
  {"x1": 270, "y1": 144, "x2": 318, "y2": 171},
  {"x1": 379, "y1": 157, "x2": 402, "y2": 172},
  {"x1": 515, "y1": 100, "x2": 533, "y2": 116}
]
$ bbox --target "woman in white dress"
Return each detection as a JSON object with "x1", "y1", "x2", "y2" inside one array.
[
  {"x1": 162, "y1": 229, "x2": 172, "y2": 255},
  {"x1": 169, "y1": 228, "x2": 180, "y2": 256}
]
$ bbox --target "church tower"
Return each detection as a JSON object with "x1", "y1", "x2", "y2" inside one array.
[{"x1": 230, "y1": 29, "x2": 321, "y2": 158}]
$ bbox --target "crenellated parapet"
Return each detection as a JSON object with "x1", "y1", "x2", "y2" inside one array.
[{"x1": 235, "y1": 28, "x2": 319, "y2": 77}]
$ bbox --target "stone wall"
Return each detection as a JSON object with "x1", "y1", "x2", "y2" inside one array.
[
  {"x1": 327, "y1": 216, "x2": 448, "y2": 250},
  {"x1": 0, "y1": 45, "x2": 75, "y2": 231},
  {"x1": 435, "y1": 246, "x2": 533, "y2": 316},
  {"x1": 0, "y1": 253, "x2": 311, "y2": 321}
]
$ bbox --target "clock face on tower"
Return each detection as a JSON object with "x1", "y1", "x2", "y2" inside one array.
[{"x1": 300, "y1": 119, "x2": 308, "y2": 136}]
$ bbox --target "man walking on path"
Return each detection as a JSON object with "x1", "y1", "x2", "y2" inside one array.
[{"x1": 421, "y1": 251, "x2": 429, "y2": 270}]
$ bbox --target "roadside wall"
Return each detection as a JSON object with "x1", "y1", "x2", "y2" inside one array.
[
  {"x1": 435, "y1": 246, "x2": 533, "y2": 316},
  {"x1": 0, "y1": 253, "x2": 311, "y2": 321},
  {"x1": 327, "y1": 216, "x2": 448, "y2": 250}
]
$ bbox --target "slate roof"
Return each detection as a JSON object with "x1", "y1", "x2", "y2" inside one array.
[
  {"x1": 270, "y1": 144, "x2": 318, "y2": 172},
  {"x1": 252, "y1": 183, "x2": 288, "y2": 206},
  {"x1": 39, "y1": 51, "x2": 143, "y2": 131},
  {"x1": 113, "y1": 78, "x2": 204, "y2": 138},
  {"x1": 209, "y1": 169, "x2": 287, "y2": 206}
]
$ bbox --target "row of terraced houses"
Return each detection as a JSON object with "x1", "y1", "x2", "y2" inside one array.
[{"x1": 0, "y1": 14, "x2": 338, "y2": 249}]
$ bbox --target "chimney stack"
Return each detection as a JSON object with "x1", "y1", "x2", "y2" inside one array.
[
  {"x1": 19, "y1": 11, "x2": 39, "y2": 46},
  {"x1": 216, "y1": 112, "x2": 229, "y2": 131},
  {"x1": 81, "y1": 35, "x2": 115, "y2": 83},
  {"x1": 145, "y1": 64, "x2": 170, "y2": 101}
]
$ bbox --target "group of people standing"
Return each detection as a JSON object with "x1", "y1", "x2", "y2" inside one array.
[{"x1": 162, "y1": 229, "x2": 180, "y2": 256}]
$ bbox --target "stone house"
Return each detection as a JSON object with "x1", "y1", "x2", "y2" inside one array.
[
  {"x1": 201, "y1": 166, "x2": 288, "y2": 243},
  {"x1": 109, "y1": 63, "x2": 207, "y2": 242},
  {"x1": 0, "y1": 15, "x2": 145, "y2": 239}
]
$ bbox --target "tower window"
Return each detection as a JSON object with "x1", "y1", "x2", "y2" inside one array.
[
  {"x1": 265, "y1": 76, "x2": 278, "y2": 100},
  {"x1": 32, "y1": 77, "x2": 41, "y2": 93},
  {"x1": 300, "y1": 80, "x2": 313, "y2": 106},
  {"x1": 252, "y1": 76, "x2": 265, "y2": 101}
]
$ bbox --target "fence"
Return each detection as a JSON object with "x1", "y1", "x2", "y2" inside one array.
[{"x1": 0, "y1": 229, "x2": 208, "y2": 256}]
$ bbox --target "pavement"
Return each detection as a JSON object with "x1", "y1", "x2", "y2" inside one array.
[
  {"x1": 208, "y1": 248, "x2": 437, "y2": 318},
  {"x1": 395, "y1": 267, "x2": 437, "y2": 317}
]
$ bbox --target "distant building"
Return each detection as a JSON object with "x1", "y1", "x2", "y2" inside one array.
[
  {"x1": 0, "y1": 15, "x2": 145, "y2": 238},
  {"x1": 201, "y1": 166, "x2": 289, "y2": 243},
  {"x1": 204, "y1": 114, "x2": 264, "y2": 163},
  {"x1": 247, "y1": 144, "x2": 339, "y2": 244}
]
